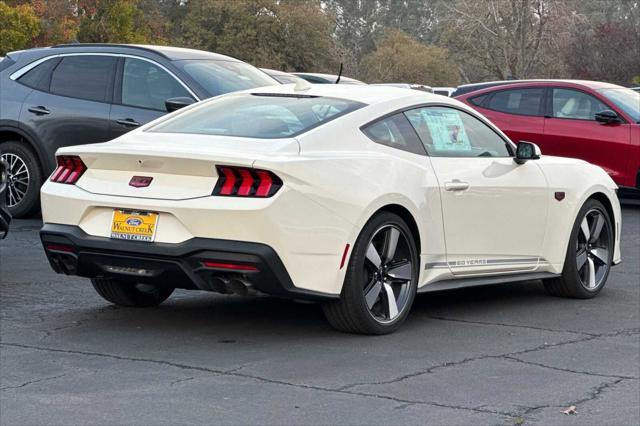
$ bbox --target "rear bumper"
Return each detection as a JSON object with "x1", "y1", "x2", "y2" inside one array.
[{"x1": 40, "y1": 224, "x2": 337, "y2": 301}]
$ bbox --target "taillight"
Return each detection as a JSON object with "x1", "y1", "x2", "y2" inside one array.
[
  {"x1": 201, "y1": 261, "x2": 259, "y2": 271},
  {"x1": 50, "y1": 155, "x2": 86, "y2": 184},
  {"x1": 213, "y1": 166, "x2": 282, "y2": 197}
]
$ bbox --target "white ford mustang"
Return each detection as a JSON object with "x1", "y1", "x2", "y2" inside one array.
[{"x1": 40, "y1": 84, "x2": 622, "y2": 334}]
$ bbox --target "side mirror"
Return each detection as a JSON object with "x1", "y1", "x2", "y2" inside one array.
[
  {"x1": 165, "y1": 97, "x2": 195, "y2": 113},
  {"x1": 514, "y1": 141, "x2": 541, "y2": 165},
  {"x1": 595, "y1": 110, "x2": 621, "y2": 124}
]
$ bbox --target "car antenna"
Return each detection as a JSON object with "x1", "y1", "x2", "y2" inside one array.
[{"x1": 335, "y1": 63, "x2": 343, "y2": 84}]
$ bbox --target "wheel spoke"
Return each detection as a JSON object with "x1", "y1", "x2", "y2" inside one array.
[
  {"x1": 589, "y1": 213, "x2": 604, "y2": 243},
  {"x1": 387, "y1": 261, "x2": 412, "y2": 281},
  {"x1": 586, "y1": 257, "x2": 596, "y2": 288},
  {"x1": 13, "y1": 186, "x2": 25, "y2": 197},
  {"x1": 15, "y1": 163, "x2": 27, "y2": 176},
  {"x1": 382, "y1": 228, "x2": 400, "y2": 262},
  {"x1": 590, "y1": 247, "x2": 609, "y2": 265},
  {"x1": 580, "y1": 217, "x2": 590, "y2": 242},
  {"x1": 576, "y1": 249, "x2": 588, "y2": 270},
  {"x1": 364, "y1": 280, "x2": 382, "y2": 309},
  {"x1": 8, "y1": 186, "x2": 16, "y2": 206},
  {"x1": 382, "y1": 282, "x2": 398, "y2": 319},
  {"x1": 366, "y1": 243, "x2": 382, "y2": 269}
]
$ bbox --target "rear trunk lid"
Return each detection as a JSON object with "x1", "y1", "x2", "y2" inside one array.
[{"x1": 59, "y1": 132, "x2": 298, "y2": 200}]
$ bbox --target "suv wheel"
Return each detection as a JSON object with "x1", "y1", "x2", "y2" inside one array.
[{"x1": 1, "y1": 141, "x2": 42, "y2": 218}]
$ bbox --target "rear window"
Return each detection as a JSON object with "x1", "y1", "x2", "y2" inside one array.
[
  {"x1": 150, "y1": 94, "x2": 365, "y2": 139},
  {"x1": 469, "y1": 93, "x2": 489, "y2": 107},
  {"x1": 17, "y1": 58, "x2": 60, "y2": 91},
  {"x1": 0, "y1": 56, "x2": 16, "y2": 72}
]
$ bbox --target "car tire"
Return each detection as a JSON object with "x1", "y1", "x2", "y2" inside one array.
[
  {"x1": 543, "y1": 198, "x2": 613, "y2": 299},
  {"x1": 0, "y1": 141, "x2": 42, "y2": 218},
  {"x1": 322, "y1": 212, "x2": 419, "y2": 335},
  {"x1": 91, "y1": 277, "x2": 174, "y2": 307}
]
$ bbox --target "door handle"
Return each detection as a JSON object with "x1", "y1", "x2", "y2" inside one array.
[
  {"x1": 27, "y1": 106, "x2": 50, "y2": 115},
  {"x1": 115, "y1": 118, "x2": 141, "y2": 127},
  {"x1": 444, "y1": 180, "x2": 470, "y2": 191}
]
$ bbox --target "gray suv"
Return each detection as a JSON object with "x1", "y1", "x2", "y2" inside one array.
[{"x1": 0, "y1": 44, "x2": 278, "y2": 217}]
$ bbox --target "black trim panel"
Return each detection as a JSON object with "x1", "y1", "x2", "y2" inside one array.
[
  {"x1": 40, "y1": 224, "x2": 337, "y2": 301},
  {"x1": 418, "y1": 272, "x2": 560, "y2": 293}
]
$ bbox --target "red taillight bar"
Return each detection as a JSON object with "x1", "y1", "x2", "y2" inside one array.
[
  {"x1": 213, "y1": 166, "x2": 282, "y2": 198},
  {"x1": 201, "y1": 261, "x2": 259, "y2": 271},
  {"x1": 45, "y1": 244, "x2": 75, "y2": 253},
  {"x1": 219, "y1": 167, "x2": 237, "y2": 195},
  {"x1": 50, "y1": 155, "x2": 87, "y2": 184}
]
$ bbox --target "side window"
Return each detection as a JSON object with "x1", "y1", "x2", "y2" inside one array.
[
  {"x1": 404, "y1": 107, "x2": 512, "y2": 158},
  {"x1": 121, "y1": 58, "x2": 192, "y2": 111},
  {"x1": 361, "y1": 113, "x2": 426, "y2": 155},
  {"x1": 552, "y1": 88, "x2": 608, "y2": 120},
  {"x1": 485, "y1": 88, "x2": 544, "y2": 116},
  {"x1": 50, "y1": 56, "x2": 116, "y2": 102},
  {"x1": 17, "y1": 58, "x2": 61, "y2": 92}
]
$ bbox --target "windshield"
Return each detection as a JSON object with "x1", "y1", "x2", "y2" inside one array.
[
  {"x1": 150, "y1": 93, "x2": 365, "y2": 139},
  {"x1": 174, "y1": 60, "x2": 278, "y2": 97},
  {"x1": 598, "y1": 88, "x2": 640, "y2": 123}
]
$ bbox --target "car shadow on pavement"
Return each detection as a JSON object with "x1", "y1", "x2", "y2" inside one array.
[{"x1": 40, "y1": 280, "x2": 553, "y2": 342}]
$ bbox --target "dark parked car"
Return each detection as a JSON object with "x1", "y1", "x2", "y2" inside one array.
[
  {"x1": 0, "y1": 43, "x2": 279, "y2": 217},
  {"x1": 0, "y1": 154, "x2": 10, "y2": 239},
  {"x1": 452, "y1": 79, "x2": 537, "y2": 97},
  {"x1": 292, "y1": 72, "x2": 365, "y2": 85},
  {"x1": 260, "y1": 68, "x2": 303, "y2": 84}
]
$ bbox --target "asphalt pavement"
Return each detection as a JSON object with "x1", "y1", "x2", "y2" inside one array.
[{"x1": 1, "y1": 206, "x2": 638, "y2": 425}]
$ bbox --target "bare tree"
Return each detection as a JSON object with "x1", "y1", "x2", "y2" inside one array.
[{"x1": 441, "y1": 0, "x2": 573, "y2": 82}]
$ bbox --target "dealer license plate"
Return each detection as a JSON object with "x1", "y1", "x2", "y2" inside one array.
[{"x1": 110, "y1": 209, "x2": 158, "y2": 242}]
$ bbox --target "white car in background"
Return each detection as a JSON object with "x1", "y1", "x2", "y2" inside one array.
[
  {"x1": 433, "y1": 87, "x2": 457, "y2": 96},
  {"x1": 40, "y1": 84, "x2": 621, "y2": 334}
]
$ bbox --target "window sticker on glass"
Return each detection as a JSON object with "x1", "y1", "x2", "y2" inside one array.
[{"x1": 421, "y1": 109, "x2": 472, "y2": 152}]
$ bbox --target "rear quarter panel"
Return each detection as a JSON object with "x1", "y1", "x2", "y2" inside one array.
[{"x1": 254, "y1": 102, "x2": 449, "y2": 288}]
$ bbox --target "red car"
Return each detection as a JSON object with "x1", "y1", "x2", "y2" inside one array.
[{"x1": 456, "y1": 80, "x2": 640, "y2": 196}]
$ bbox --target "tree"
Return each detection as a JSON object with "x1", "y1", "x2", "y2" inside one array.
[
  {"x1": 565, "y1": 23, "x2": 640, "y2": 85},
  {"x1": 76, "y1": 0, "x2": 164, "y2": 44},
  {"x1": 6, "y1": 0, "x2": 78, "y2": 46},
  {"x1": 359, "y1": 30, "x2": 459, "y2": 86},
  {"x1": 563, "y1": 0, "x2": 640, "y2": 85},
  {"x1": 325, "y1": 0, "x2": 447, "y2": 75},
  {"x1": 30, "y1": 0, "x2": 78, "y2": 45},
  {"x1": 0, "y1": 1, "x2": 40, "y2": 55},
  {"x1": 179, "y1": 0, "x2": 339, "y2": 72},
  {"x1": 441, "y1": 0, "x2": 573, "y2": 82}
]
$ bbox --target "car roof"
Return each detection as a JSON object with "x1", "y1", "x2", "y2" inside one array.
[
  {"x1": 246, "y1": 83, "x2": 444, "y2": 105},
  {"x1": 12, "y1": 44, "x2": 242, "y2": 62},
  {"x1": 455, "y1": 79, "x2": 624, "y2": 97}
]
